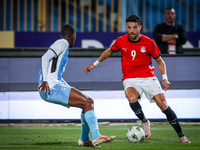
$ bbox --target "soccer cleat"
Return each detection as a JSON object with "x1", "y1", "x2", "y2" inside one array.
[
  {"x1": 92, "y1": 135, "x2": 116, "y2": 145},
  {"x1": 179, "y1": 136, "x2": 191, "y2": 143},
  {"x1": 78, "y1": 138, "x2": 101, "y2": 147},
  {"x1": 142, "y1": 120, "x2": 151, "y2": 139}
]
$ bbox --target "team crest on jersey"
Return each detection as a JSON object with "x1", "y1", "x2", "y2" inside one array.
[{"x1": 140, "y1": 46, "x2": 146, "y2": 53}]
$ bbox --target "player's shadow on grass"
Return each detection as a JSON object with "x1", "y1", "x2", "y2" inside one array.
[{"x1": 33, "y1": 141, "x2": 76, "y2": 146}]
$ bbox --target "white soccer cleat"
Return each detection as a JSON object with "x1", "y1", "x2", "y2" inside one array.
[
  {"x1": 78, "y1": 138, "x2": 101, "y2": 147},
  {"x1": 179, "y1": 136, "x2": 191, "y2": 143},
  {"x1": 92, "y1": 135, "x2": 116, "y2": 145},
  {"x1": 142, "y1": 120, "x2": 151, "y2": 139}
]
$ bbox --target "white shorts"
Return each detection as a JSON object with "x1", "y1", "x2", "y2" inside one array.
[{"x1": 123, "y1": 77, "x2": 164, "y2": 103}]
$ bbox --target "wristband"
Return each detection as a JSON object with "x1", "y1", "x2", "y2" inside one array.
[
  {"x1": 162, "y1": 74, "x2": 168, "y2": 81},
  {"x1": 93, "y1": 60, "x2": 100, "y2": 66}
]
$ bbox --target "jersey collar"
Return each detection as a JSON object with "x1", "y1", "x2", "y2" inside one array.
[{"x1": 127, "y1": 36, "x2": 141, "y2": 43}]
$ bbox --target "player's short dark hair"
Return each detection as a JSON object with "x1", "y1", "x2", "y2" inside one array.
[
  {"x1": 126, "y1": 15, "x2": 141, "y2": 25},
  {"x1": 61, "y1": 24, "x2": 75, "y2": 38}
]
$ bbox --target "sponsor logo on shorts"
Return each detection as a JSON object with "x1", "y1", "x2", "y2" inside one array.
[{"x1": 61, "y1": 85, "x2": 67, "y2": 90}]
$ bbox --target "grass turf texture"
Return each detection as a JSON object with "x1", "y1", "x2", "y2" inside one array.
[{"x1": 0, "y1": 124, "x2": 199, "y2": 150}]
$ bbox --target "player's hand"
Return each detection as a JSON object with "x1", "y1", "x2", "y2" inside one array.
[
  {"x1": 162, "y1": 79, "x2": 171, "y2": 91},
  {"x1": 37, "y1": 81, "x2": 51, "y2": 93},
  {"x1": 84, "y1": 64, "x2": 95, "y2": 74}
]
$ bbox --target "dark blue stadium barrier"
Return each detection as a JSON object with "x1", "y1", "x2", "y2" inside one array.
[
  {"x1": 15, "y1": 32, "x2": 200, "y2": 48},
  {"x1": 0, "y1": 49, "x2": 199, "y2": 92}
]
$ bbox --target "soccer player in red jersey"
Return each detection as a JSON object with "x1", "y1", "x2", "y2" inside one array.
[{"x1": 84, "y1": 15, "x2": 190, "y2": 143}]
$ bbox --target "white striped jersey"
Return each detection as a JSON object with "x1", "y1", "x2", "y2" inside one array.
[{"x1": 39, "y1": 39, "x2": 69, "y2": 88}]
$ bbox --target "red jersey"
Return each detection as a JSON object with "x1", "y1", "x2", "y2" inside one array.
[{"x1": 111, "y1": 34, "x2": 161, "y2": 81}]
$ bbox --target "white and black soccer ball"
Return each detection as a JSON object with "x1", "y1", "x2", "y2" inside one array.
[{"x1": 126, "y1": 126, "x2": 145, "y2": 143}]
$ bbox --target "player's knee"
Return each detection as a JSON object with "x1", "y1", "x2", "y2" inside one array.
[
  {"x1": 84, "y1": 97, "x2": 94, "y2": 110},
  {"x1": 154, "y1": 94, "x2": 168, "y2": 111},
  {"x1": 159, "y1": 102, "x2": 168, "y2": 111},
  {"x1": 87, "y1": 98, "x2": 94, "y2": 105},
  {"x1": 127, "y1": 96, "x2": 138, "y2": 103}
]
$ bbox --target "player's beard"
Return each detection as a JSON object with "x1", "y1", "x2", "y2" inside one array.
[{"x1": 129, "y1": 32, "x2": 139, "y2": 41}]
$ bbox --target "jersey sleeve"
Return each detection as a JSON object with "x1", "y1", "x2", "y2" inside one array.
[
  {"x1": 41, "y1": 50, "x2": 57, "y2": 81},
  {"x1": 49, "y1": 39, "x2": 69, "y2": 56},
  {"x1": 111, "y1": 38, "x2": 120, "y2": 52},
  {"x1": 150, "y1": 40, "x2": 161, "y2": 59}
]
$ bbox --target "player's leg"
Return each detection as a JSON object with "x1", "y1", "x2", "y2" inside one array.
[
  {"x1": 124, "y1": 87, "x2": 151, "y2": 139},
  {"x1": 143, "y1": 77, "x2": 190, "y2": 143},
  {"x1": 78, "y1": 111, "x2": 102, "y2": 147},
  {"x1": 68, "y1": 88, "x2": 99, "y2": 139},
  {"x1": 78, "y1": 110, "x2": 100, "y2": 147},
  {"x1": 68, "y1": 88, "x2": 115, "y2": 146},
  {"x1": 153, "y1": 94, "x2": 191, "y2": 143},
  {"x1": 80, "y1": 111, "x2": 90, "y2": 141},
  {"x1": 125, "y1": 87, "x2": 148, "y2": 122}
]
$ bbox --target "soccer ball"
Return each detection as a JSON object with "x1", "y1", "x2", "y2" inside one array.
[{"x1": 126, "y1": 126, "x2": 145, "y2": 143}]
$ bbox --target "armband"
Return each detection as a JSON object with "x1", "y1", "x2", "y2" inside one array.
[
  {"x1": 162, "y1": 74, "x2": 168, "y2": 81},
  {"x1": 93, "y1": 60, "x2": 100, "y2": 66}
]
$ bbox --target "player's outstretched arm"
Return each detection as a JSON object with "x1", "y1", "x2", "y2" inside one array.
[
  {"x1": 162, "y1": 79, "x2": 171, "y2": 91},
  {"x1": 84, "y1": 48, "x2": 113, "y2": 74},
  {"x1": 84, "y1": 64, "x2": 95, "y2": 74},
  {"x1": 155, "y1": 56, "x2": 171, "y2": 91}
]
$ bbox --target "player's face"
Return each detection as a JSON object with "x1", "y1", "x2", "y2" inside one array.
[
  {"x1": 164, "y1": 8, "x2": 176, "y2": 24},
  {"x1": 126, "y1": 22, "x2": 142, "y2": 41},
  {"x1": 69, "y1": 33, "x2": 76, "y2": 48}
]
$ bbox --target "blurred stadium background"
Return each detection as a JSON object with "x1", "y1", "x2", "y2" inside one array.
[{"x1": 0, "y1": 0, "x2": 200, "y2": 123}]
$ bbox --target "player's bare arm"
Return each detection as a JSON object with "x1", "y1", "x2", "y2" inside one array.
[
  {"x1": 155, "y1": 56, "x2": 171, "y2": 91},
  {"x1": 84, "y1": 48, "x2": 113, "y2": 74}
]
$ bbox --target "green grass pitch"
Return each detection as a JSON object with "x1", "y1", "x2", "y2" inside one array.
[{"x1": 0, "y1": 124, "x2": 199, "y2": 150}]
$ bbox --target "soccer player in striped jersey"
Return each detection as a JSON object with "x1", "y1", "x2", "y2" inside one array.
[
  {"x1": 84, "y1": 15, "x2": 190, "y2": 143},
  {"x1": 38, "y1": 24, "x2": 115, "y2": 147}
]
